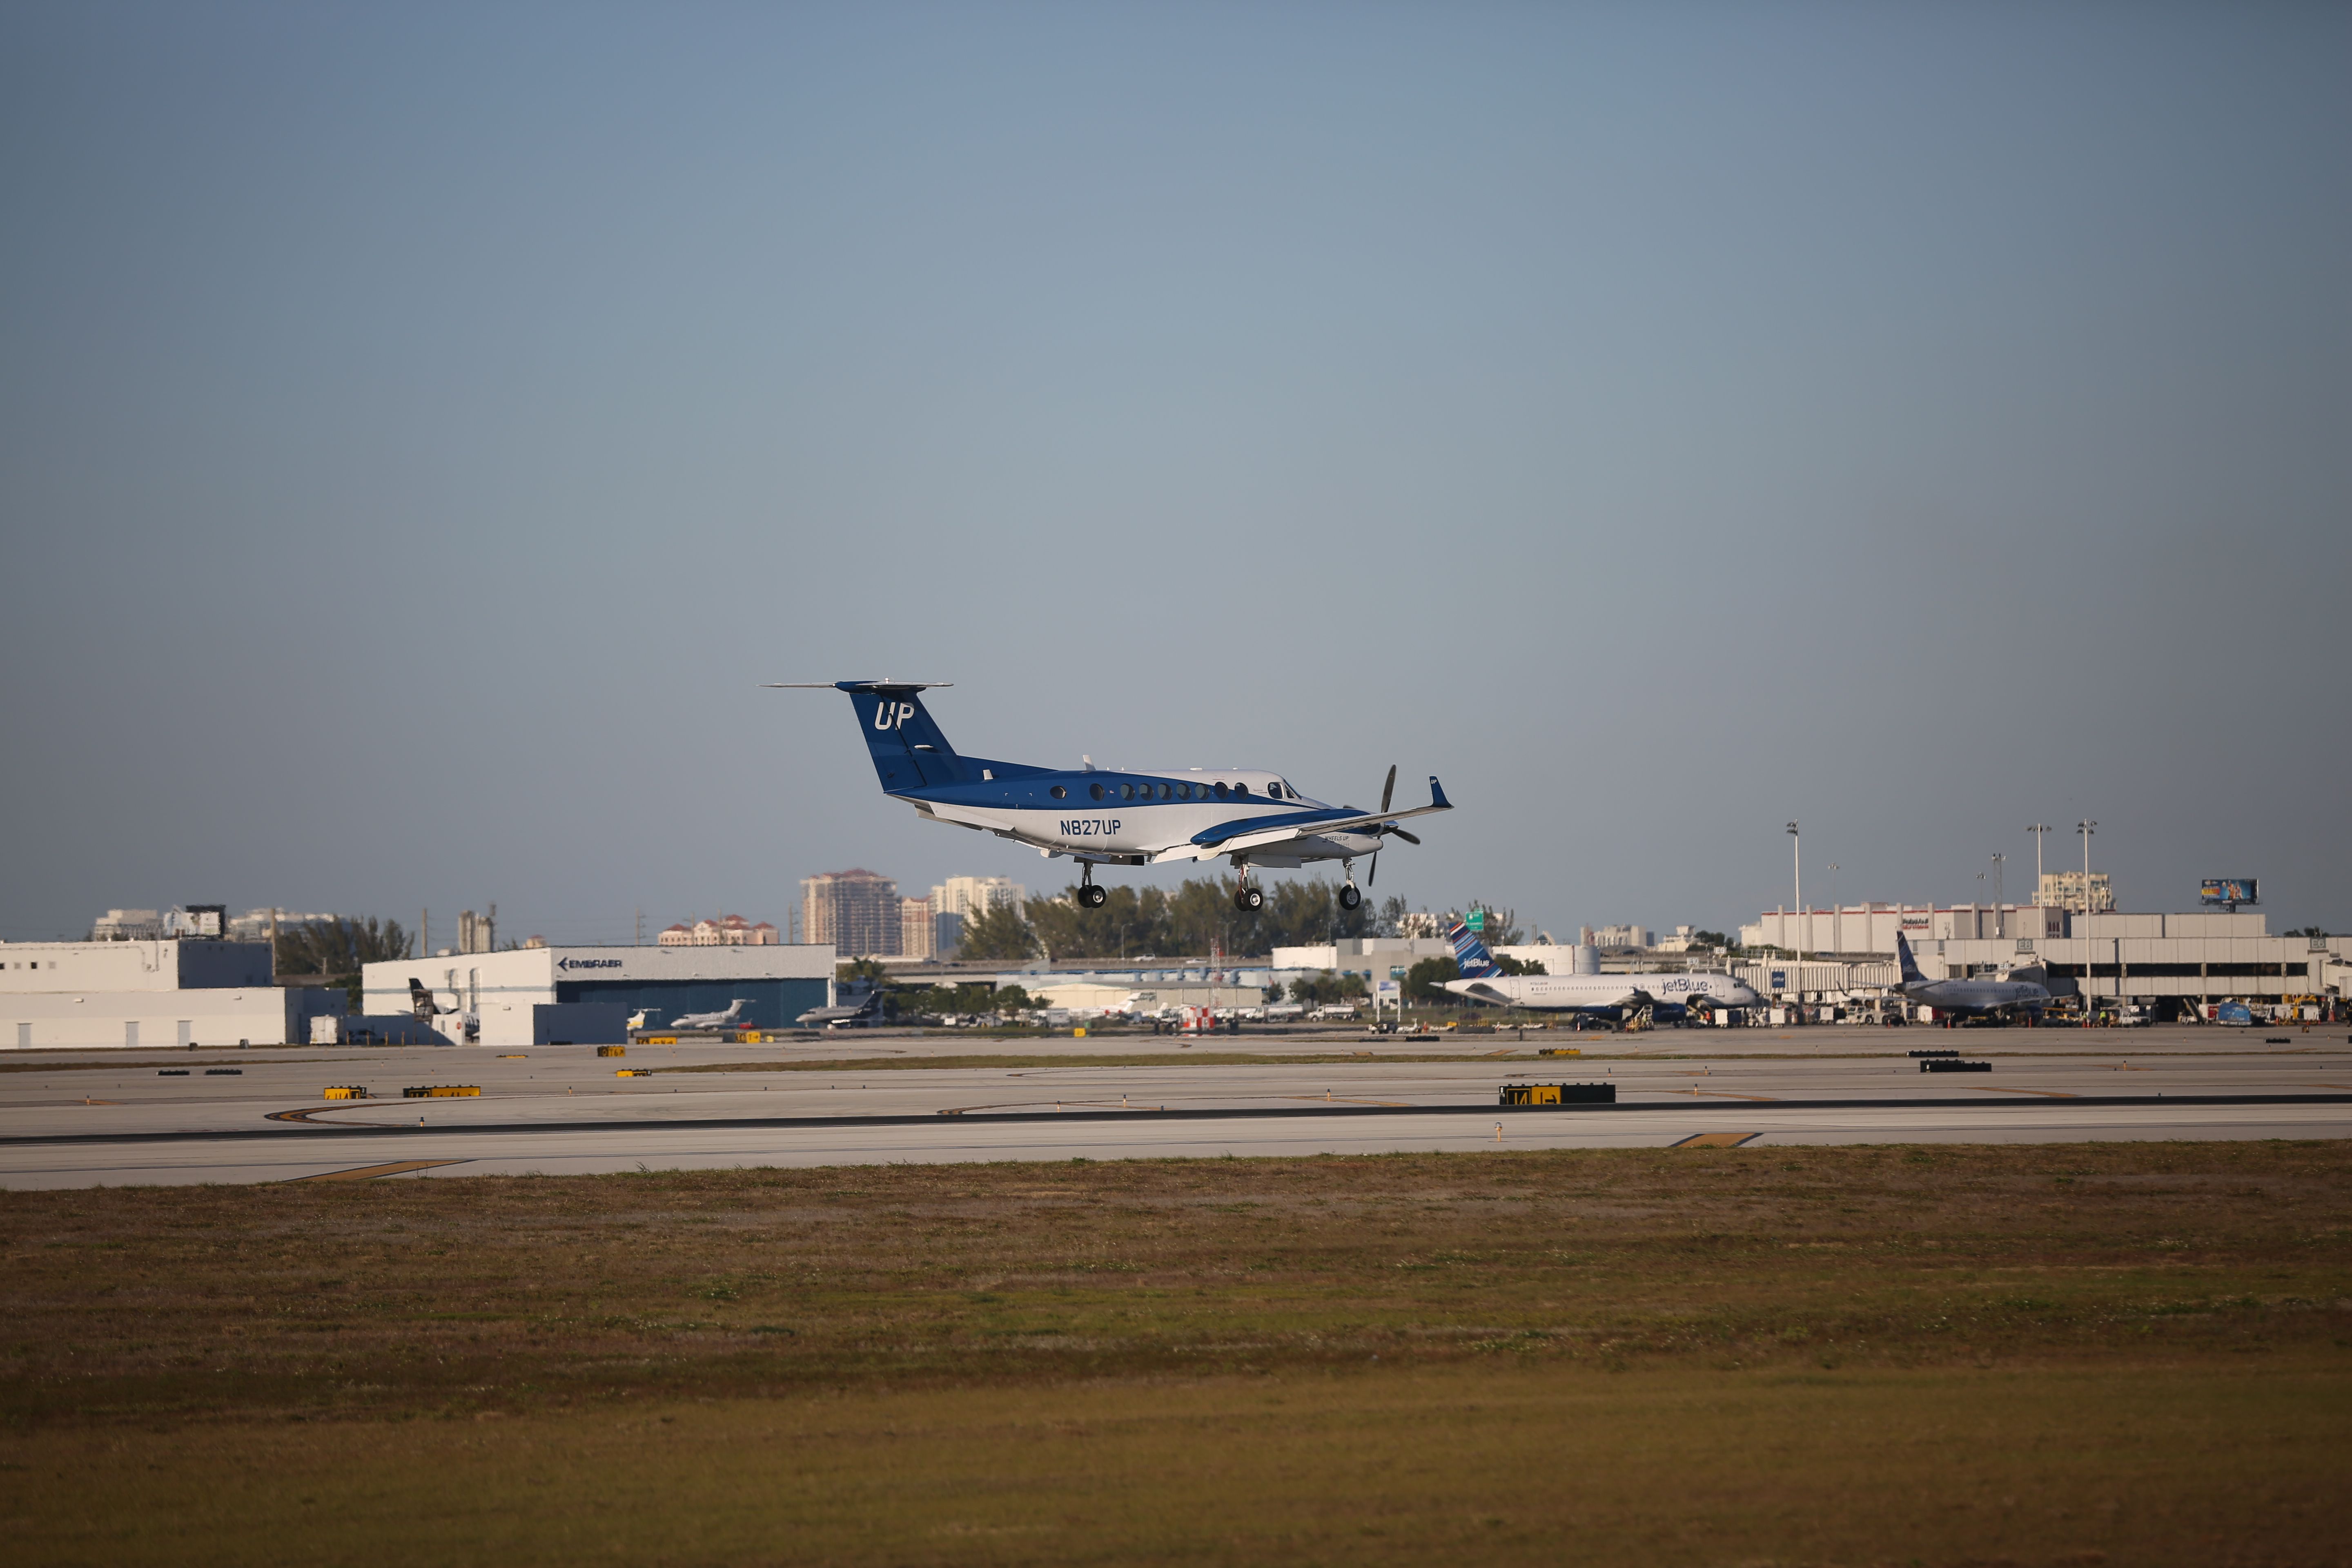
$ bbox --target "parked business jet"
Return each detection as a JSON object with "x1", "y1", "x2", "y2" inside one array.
[
  {"x1": 796, "y1": 989, "x2": 886, "y2": 1029},
  {"x1": 769, "y1": 681, "x2": 1453, "y2": 909},
  {"x1": 408, "y1": 977, "x2": 479, "y2": 1045},
  {"x1": 408, "y1": 978, "x2": 456, "y2": 1022},
  {"x1": 1895, "y1": 933, "x2": 2050, "y2": 1020},
  {"x1": 1440, "y1": 923, "x2": 1761, "y2": 1019},
  {"x1": 668, "y1": 999, "x2": 750, "y2": 1031}
]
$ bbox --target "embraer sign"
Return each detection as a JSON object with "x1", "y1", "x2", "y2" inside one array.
[{"x1": 556, "y1": 957, "x2": 624, "y2": 971}]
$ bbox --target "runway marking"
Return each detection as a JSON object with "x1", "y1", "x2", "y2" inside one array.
[
  {"x1": 1971, "y1": 1087, "x2": 2080, "y2": 1099},
  {"x1": 1673, "y1": 1133, "x2": 1760, "y2": 1149},
  {"x1": 1689, "y1": 1089, "x2": 1778, "y2": 1102},
  {"x1": 1283, "y1": 1095, "x2": 1412, "y2": 1107},
  {"x1": 292, "y1": 1160, "x2": 468, "y2": 1183}
]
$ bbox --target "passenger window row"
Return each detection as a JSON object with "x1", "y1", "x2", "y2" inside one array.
[{"x1": 1044, "y1": 779, "x2": 1284, "y2": 803}]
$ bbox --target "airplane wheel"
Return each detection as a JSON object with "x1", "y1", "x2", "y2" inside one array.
[
  {"x1": 1238, "y1": 885, "x2": 1264, "y2": 912},
  {"x1": 1081, "y1": 884, "x2": 1107, "y2": 909},
  {"x1": 1338, "y1": 885, "x2": 1361, "y2": 911}
]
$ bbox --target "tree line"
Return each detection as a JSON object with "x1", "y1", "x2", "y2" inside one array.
[
  {"x1": 953, "y1": 877, "x2": 1528, "y2": 964},
  {"x1": 954, "y1": 877, "x2": 1400, "y2": 962}
]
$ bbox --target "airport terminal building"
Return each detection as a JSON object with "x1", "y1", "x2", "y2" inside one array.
[{"x1": 357, "y1": 943, "x2": 837, "y2": 1048}]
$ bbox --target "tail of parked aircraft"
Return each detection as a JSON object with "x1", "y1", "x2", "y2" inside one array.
[
  {"x1": 1895, "y1": 931, "x2": 1928, "y2": 988},
  {"x1": 1446, "y1": 921, "x2": 1503, "y2": 980},
  {"x1": 765, "y1": 680, "x2": 967, "y2": 792},
  {"x1": 408, "y1": 978, "x2": 446, "y2": 1020}
]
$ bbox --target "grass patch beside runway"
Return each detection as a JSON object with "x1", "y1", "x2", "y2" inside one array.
[{"x1": 1, "y1": 1141, "x2": 2347, "y2": 1561}]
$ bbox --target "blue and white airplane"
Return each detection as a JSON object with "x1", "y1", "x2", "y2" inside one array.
[
  {"x1": 1439, "y1": 922, "x2": 1762, "y2": 1019},
  {"x1": 771, "y1": 681, "x2": 1452, "y2": 910}
]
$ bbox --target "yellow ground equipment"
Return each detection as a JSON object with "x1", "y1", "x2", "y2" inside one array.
[
  {"x1": 1498, "y1": 1082, "x2": 1615, "y2": 1106},
  {"x1": 616, "y1": 1068, "x2": 652, "y2": 1078},
  {"x1": 1537, "y1": 1047, "x2": 1582, "y2": 1057},
  {"x1": 597, "y1": 1045, "x2": 626, "y2": 1057},
  {"x1": 323, "y1": 1086, "x2": 370, "y2": 1100},
  {"x1": 401, "y1": 1085, "x2": 481, "y2": 1099}
]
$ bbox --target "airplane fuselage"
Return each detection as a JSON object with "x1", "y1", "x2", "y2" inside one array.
[
  {"x1": 1900, "y1": 977, "x2": 2050, "y2": 1014},
  {"x1": 1446, "y1": 971, "x2": 1762, "y2": 1013},
  {"x1": 908, "y1": 766, "x2": 1376, "y2": 865}
]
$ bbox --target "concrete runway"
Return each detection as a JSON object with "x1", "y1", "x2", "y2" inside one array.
[{"x1": 2, "y1": 1023, "x2": 2346, "y2": 1188}]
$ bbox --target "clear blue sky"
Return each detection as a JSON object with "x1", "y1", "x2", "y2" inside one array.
[{"x1": 2, "y1": 2, "x2": 2346, "y2": 944}]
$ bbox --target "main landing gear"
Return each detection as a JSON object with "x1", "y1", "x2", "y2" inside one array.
[
  {"x1": 1338, "y1": 860, "x2": 1362, "y2": 911},
  {"x1": 1232, "y1": 869, "x2": 1264, "y2": 912},
  {"x1": 1077, "y1": 865, "x2": 1109, "y2": 909}
]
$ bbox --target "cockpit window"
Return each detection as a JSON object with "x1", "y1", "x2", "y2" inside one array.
[{"x1": 1267, "y1": 782, "x2": 1283, "y2": 799}]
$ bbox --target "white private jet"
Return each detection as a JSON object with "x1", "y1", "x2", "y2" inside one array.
[
  {"x1": 667, "y1": 999, "x2": 750, "y2": 1031},
  {"x1": 768, "y1": 681, "x2": 1453, "y2": 909}
]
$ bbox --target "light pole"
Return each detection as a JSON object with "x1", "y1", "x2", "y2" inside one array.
[
  {"x1": 1786, "y1": 822, "x2": 1802, "y2": 958},
  {"x1": 1827, "y1": 864, "x2": 1840, "y2": 955},
  {"x1": 2028, "y1": 824, "x2": 2051, "y2": 904},
  {"x1": 2077, "y1": 819, "x2": 2098, "y2": 1012},
  {"x1": 1991, "y1": 853, "x2": 2005, "y2": 939}
]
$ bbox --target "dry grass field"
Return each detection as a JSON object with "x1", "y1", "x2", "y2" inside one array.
[{"x1": 3, "y1": 1140, "x2": 2348, "y2": 1564}]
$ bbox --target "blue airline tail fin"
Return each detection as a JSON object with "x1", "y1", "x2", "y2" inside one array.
[
  {"x1": 837, "y1": 682, "x2": 969, "y2": 792},
  {"x1": 1447, "y1": 921, "x2": 1502, "y2": 980},
  {"x1": 1895, "y1": 931, "x2": 1927, "y2": 987}
]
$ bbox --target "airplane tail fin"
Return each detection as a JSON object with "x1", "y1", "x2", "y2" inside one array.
[
  {"x1": 1895, "y1": 932, "x2": 1927, "y2": 987},
  {"x1": 833, "y1": 682, "x2": 968, "y2": 792},
  {"x1": 1446, "y1": 921, "x2": 1503, "y2": 980},
  {"x1": 408, "y1": 978, "x2": 437, "y2": 1020}
]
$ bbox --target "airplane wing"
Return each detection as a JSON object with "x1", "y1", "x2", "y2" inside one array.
[{"x1": 1153, "y1": 778, "x2": 1453, "y2": 862}]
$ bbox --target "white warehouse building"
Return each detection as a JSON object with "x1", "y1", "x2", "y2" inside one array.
[{"x1": 2, "y1": 940, "x2": 342, "y2": 1049}]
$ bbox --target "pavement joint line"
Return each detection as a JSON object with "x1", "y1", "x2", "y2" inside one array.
[
  {"x1": 1672, "y1": 1132, "x2": 1762, "y2": 1148},
  {"x1": 0, "y1": 1091, "x2": 2347, "y2": 1148},
  {"x1": 1969, "y1": 1087, "x2": 2081, "y2": 1098},
  {"x1": 290, "y1": 1160, "x2": 470, "y2": 1183}
]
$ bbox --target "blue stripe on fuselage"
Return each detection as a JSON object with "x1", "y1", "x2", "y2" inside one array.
[{"x1": 892, "y1": 772, "x2": 1329, "y2": 817}]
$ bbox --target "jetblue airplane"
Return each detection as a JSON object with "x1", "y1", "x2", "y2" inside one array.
[
  {"x1": 771, "y1": 681, "x2": 1452, "y2": 909},
  {"x1": 1895, "y1": 932, "x2": 2050, "y2": 1020},
  {"x1": 1440, "y1": 922, "x2": 1762, "y2": 1020}
]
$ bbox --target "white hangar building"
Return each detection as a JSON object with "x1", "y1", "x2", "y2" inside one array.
[
  {"x1": 2, "y1": 940, "x2": 342, "y2": 1049},
  {"x1": 359, "y1": 943, "x2": 837, "y2": 1049}
]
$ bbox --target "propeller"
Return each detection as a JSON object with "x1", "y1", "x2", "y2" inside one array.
[{"x1": 1367, "y1": 765, "x2": 1399, "y2": 888}]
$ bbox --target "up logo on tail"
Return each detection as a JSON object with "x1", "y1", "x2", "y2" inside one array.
[{"x1": 873, "y1": 701, "x2": 918, "y2": 731}]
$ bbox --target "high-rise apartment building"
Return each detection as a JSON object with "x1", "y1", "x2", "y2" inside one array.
[
  {"x1": 656, "y1": 915, "x2": 781, "y2": 948},
  {"x1": 802, "y1": 869, "x2": 902, "y2": 957},
  {"x1": 900, "y1": 897, "x2": 935, "y2": 960},
  {"x1": 929, "y1": 876, "x2": 1025, "y2": 922},
  {"x1": 2037, "y1": 871, "x2": 2114, "y2": 913}
]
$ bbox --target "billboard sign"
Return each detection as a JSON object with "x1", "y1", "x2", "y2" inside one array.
[{"x1": 2198, "y1": 878, "x2": 2258, "y2": 907}]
